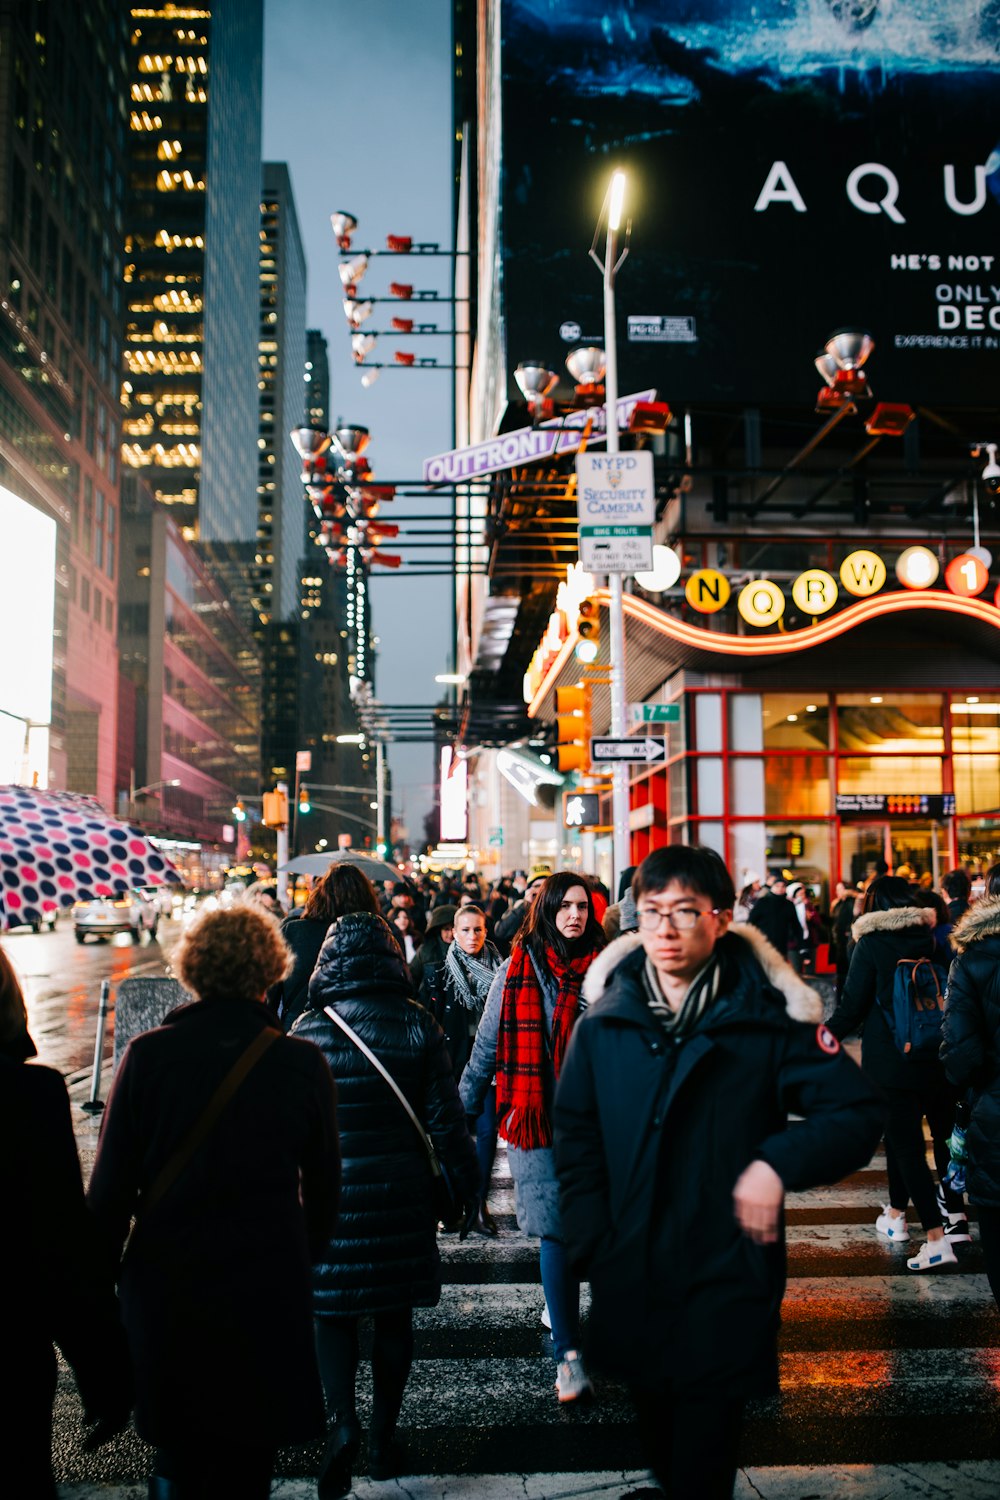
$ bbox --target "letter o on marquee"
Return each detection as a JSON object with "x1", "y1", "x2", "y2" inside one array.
[
  {"x1": 685, "y1": 568, "x2": 731, "y2": 614},
  {"x1": 945, "y1": 552, "x2": 990, "y2": 598},
  {"x1": 791, "y1": 569, "x2": 838, "y2": 616},
  {"x1": 737, "y1": 579, "x2": 785, "y2": 628},
  {"x1": 839, "y1": 549, "x2": 886, "y2": 597}
]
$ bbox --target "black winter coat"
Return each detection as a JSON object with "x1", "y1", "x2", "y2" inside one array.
[
  {"x1": 2, "y1": 1048, "x2": 132, "y2": 1488},
  {"x1": 553, "y1": 928, "x2": 881, "y2": 1398},
  {"x1": 942, "y1": 896, "x2": 1000, "y2": 1206},
  {"x1": 87, "y1": 996, "x2": 340, "y2": 1447},
  {"x1": 827, "y1": 905, "x2": 950, "y2": 1092},
  {"x1": 293, "y1": 912, "x2": 480, "y2": 1317},
  {"x1": 267, "y1": 911, "x2": 330, "y2": 1030},
  {"x1": 747, "y1": 890, "x2": 802, "y2": 957}
]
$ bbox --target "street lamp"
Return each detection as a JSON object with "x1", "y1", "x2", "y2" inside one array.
[
  {"x1": 588, "y1": 167, "x2": 631, "y2": 889},
  {"x1": 129, "y1": 776, "x2": 181, "y2": 821}
]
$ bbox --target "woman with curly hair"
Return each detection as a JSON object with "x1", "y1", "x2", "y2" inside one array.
[
  {"x1": 87, "y1": 905, "x2": 341, "y2": 1500},
  {"x1": 459, "y1": 870, "x2": 605, "y2": 1403}
]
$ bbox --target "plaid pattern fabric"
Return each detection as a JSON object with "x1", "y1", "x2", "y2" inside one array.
[{"x1": 495, "y1": 942, "x2": 598, "y2": 1150}]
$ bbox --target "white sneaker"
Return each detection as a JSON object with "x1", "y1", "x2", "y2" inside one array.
[
  {"x1": 875, "y1": 1206, "x2": 909, "y2": 1242},
  {"x1": 540, "y1": 1301, "x2": 551, "y2": 1329},
  {"x1": 944, "y1": 1212, "x2": 972, "y2": 1245},
  {"x1": 907, "y1": 1237, "x2": 958, "y2": 1272},
  {"x1": 555, "y1": 1349, "x2": 593, "y2": 1403}
]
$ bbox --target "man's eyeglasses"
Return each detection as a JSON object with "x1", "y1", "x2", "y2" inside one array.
[{"x1": 636, "y1": 906, "x2": 719, "y2": 933}]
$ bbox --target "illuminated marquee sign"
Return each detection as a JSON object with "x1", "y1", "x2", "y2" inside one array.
[{"x1": 685, "y1": 569, "x2": 730, "y2": 613}]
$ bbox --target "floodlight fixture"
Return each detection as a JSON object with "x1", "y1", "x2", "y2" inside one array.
[
  {"x1": 344, "y1": 298, "x2": 374, "y2": 328},
  {"x1": 351, "y1": 333, "x2": 376, "y2": 364},
  {"x1": 565, "y1": 346, "x2": 607, "y2": 387},
  {"x1": 825, "y1": 328, "x2": 875, "y2": 371},
  {"x1": 331, "y1": 211, "x2": 358, "y2": 249},
  {"x1": 514, "y1": 361, "x2": 559, "y2": 402},
  {"x1": 289, "y1": 426, "x2": 331, "y2": 460},
  {"x1": 339, "y1": 254, "x2": 368, "y2": 292},
  {"x1": 334, "y1": 424, "x2": 370, "y2": 457}
]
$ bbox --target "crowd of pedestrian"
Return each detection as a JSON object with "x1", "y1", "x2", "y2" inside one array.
[{"x1": 8, "y1": 845, "x2": 1000, "y2": 1499}]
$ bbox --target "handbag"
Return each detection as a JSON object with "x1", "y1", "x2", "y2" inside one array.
[
  {"x1": 121, "y1": 1025, "x2": 281, "y2": 1265},
  {"x1": 322, "y1": 1004, "x2": 463, "y2": 1224}
]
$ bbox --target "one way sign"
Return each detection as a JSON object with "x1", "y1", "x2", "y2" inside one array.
[{"x1": 590, "y1": 737, "x2": 667, "y2": 764}]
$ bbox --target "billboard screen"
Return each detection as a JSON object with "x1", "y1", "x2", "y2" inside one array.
[
  {"x1": 501, "y1": 0, "x2": 1000, "y2": 406},
  {"x1": 0, "y1": 485, "x2": 56, "y2": 785}
]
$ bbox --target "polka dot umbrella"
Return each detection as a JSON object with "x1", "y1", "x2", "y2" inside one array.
[{"x1": 0, "y1": 784, "x2": 182, "y2": 931}]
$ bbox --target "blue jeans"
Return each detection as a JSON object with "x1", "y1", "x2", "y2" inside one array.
[
  {"x1": 474, "y1": 1086, "x2": 498, "y2": 1201},
  {"x1": 539, "y1": 1234, "x2": 581, "y2": 1361}
]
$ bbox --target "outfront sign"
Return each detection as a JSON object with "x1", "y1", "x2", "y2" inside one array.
[
  {"x1": 422, "y1": 390, "x2": 657, "y2": 484},
  {"x1": 591, "y1": 736, "x2": 667, "y2": 764}
]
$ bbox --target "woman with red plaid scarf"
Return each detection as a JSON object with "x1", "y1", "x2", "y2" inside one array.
[{"x1": 459, "y1": 870, "x2": 605, "y2": 1403}]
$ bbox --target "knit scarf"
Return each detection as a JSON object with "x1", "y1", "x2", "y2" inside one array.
[
  {"x1": 445, "y1": 937, "x2": 502, "y2": 1012},
  {"x1": 495, "y1": 940, "x2": 599, "y2": 1150},
  {"x1": 641, "y1": 952, "x2": 721, "y2": 1040}
]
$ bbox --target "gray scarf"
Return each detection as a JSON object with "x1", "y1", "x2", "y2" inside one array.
[
  {"x1": 445, "y1": 938, "x2": 503, "y2": 1012},
  {"x1": 641, "y1": 953, "x2": 721, "y2": 1039}
]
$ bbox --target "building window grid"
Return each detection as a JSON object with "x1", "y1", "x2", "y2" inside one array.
[{"x1": 627, "y1": 686, "x2": 995, "y2": 877}]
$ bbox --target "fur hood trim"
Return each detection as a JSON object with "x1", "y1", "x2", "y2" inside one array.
[
  {"x1": 950, "y1": 895, "x2": 1000, "y2": 953},
  {"x1": 851, "y1": 905, "x2": 935, "y2": 943},
  {"x1": 581, "y1": 924, "x2": 822, "y2": 1023}
]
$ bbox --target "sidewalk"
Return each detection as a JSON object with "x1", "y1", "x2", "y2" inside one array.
[{"x1": 54, "y1": 1463, "x2": 1000, "y2": 1498}]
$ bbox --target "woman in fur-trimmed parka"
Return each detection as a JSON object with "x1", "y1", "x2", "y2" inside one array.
[
  {"x1": 941, "y1": 870, "x2": 1000, "y2": 1306},
  {"x1": 291, "y1": 910, "x2": 479, "y2": 1494},
  {"x1": 826, "y1": 875, "x2": 966, "y2": 1271}
]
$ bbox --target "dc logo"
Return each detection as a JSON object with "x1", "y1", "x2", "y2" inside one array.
[{"x1": 560, "y1": 321, "x2": 582, "y2": 342}]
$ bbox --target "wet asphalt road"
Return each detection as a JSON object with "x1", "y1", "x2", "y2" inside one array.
[{"x1": 10, "y1": 913, "x2": 186, "y2": 1085}]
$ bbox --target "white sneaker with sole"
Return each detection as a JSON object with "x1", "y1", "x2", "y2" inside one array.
[
  {"x1": 555, "y1": 1349, "x2": 593, "y2": 1403},
  {"x1": 875, "y1": 1205, "x2": 909, "y2": 1242},
  {"x1": 906, "y1": 1237, "x2": 958, "y2": 1272},
  {"x1": 540, "y1": 1302, "x2": 551, "y2": 1330}
]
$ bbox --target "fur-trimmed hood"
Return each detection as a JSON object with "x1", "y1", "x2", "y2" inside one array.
[
  {"x1": 581, "y1": 924, "x2": 822, "y2": 1023},
  {"x1": 950, "y1": 895, "x2": 1000, "y2": 953},
  {"x1": 851, "y1": 905, "x2": 935, "y2": 943}
]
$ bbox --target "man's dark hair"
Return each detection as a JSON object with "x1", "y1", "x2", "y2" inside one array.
[
  {"x1": 522, "y1": 870, "x2": 605, "y2": 961},
  {"x1": 942, "y1": 868, "x2": 971, "y2": 902},
  {"x1": 633, "y1": 846, "x2": 735, "y2": 911}
]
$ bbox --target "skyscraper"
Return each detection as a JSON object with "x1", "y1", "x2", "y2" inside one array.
[
  {"x1": 122, "y1": 2, "x2": 263, "y2": 543},
  {"x1": 0, "y1": 0, "x2": 130, "y2": 803},
  {"x1": 255, "y1": 162, "x2": 306, "y2": 623}
]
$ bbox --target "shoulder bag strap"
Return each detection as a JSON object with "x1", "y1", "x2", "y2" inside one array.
[
  {"x1": 141, "y1": 1026, "x2": 282, "y2": 1215},
  {"x1": 323, "y1": 1004, "x2": 443, "y2": 1178}
]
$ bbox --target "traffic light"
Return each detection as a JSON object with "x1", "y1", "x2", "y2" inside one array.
[
  {"x1": 232, "y1": 800, "x2": 246, "y2": 822},
  {"x1": 554, "y1": 683, "x2": 591, "y2": 773},
  {"x1": 298, "y1": 785, "x2": 311, "y2": 815},
  {"x1": 262, "y1": 789, "x2": 288, "y2": 828},
  {"x1": 575, "y1": 595, "x2": 601, "y2": 662}
]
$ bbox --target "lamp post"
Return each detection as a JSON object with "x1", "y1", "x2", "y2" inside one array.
[
  {"x1": 129, "y1": 776, "x2": 181, "y2": 822},
  {"x1": 590, "y1": 169, "x2": 630, "y2": 889}
]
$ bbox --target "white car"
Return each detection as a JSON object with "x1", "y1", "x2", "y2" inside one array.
[{"x1": 73, "y1": 890, "x2": 159, "y2": 943}]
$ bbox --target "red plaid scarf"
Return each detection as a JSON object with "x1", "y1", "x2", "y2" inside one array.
[{"x1": 495, "y1": 941, "x2": 599, "y2": 1150}]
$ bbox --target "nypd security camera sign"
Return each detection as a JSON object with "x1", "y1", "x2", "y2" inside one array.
[{"x1": 576, "y1": 451, "x2": 655, "y2": 573}]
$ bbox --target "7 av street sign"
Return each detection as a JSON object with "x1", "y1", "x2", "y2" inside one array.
[{"x1": 590, "y1": 736, "x2": 667, "y2": 764}]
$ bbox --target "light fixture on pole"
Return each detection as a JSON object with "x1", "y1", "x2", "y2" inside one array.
[
  {"x1": 514, "y1": 360, "x2": 559, "y2": 422},
  {"x1": 587, "y1": 167, "x2": 631, "y2": 891},
  {"x1": 330, "y1": 210, "x2": 358, "y2": 250}
]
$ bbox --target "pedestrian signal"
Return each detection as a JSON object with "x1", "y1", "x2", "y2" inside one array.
[
  {"x1": 562, "y1": 790, "x2": 601, "y2": 829},
  {"x1": 554, "y1": 683, "x2": 591, "y2": 774},
  {"x1": 262, "y1": 789, "x2": 288, "y2": 828}
]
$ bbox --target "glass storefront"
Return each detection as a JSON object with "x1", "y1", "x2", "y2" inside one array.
[{"x1": 630, "y1": 686, "x2": 1000, "y2": 890}]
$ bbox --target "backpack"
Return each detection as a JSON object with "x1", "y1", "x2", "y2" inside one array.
[{"x1": 886, "y1": 956, "x2": 950, "y2": 1059}]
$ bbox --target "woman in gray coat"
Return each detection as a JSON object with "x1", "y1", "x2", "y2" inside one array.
[{"x1": 459, "y1": 871, "x2": 604, "y2": 1404}]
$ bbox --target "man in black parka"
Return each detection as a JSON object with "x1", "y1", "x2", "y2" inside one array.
[{"x1": 553, "y1": 846, "x2": 882, "y2": 1500}]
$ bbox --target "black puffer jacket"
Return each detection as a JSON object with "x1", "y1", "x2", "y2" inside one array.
[
  {"x1": 554, "y1": 928, "x2": 881, "y2": 1397},
  {"x1": 292, "y1": 913, "x2": 479, "y2": 1316},
  {"x1": 826, "y1": 905, "x2": 948, "y2": 1092},
  {"x1": 268, "y1": 912, "x2": 330, "y2": 1031},
  {"x1": 942, "y1": 896, "x2": 1000, "y2": 1206}
]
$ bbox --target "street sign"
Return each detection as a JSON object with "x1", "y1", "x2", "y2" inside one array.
[
  {"x1": 576, "y1": 451, "x2": 655, "y2": 574},
  {"x1": 590, "y1": 736, "x2": 667, "y2": 764},
  {"x1": 562, "y1": 791, "x2": 602, "y2": 829},
  {"x1": 629, "y1": 702, "x2": 681, "y2": 725},
  {"x1": 295, "y1": 749, "x2": 312, "y2": 771},
  {"x1": 579, "y1": 525, "x2": 654, "y2": 573},
  {"x1": 488, "y1": 825, "x2": 504, "y2": 847}
]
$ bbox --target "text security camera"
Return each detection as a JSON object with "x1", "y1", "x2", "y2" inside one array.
[{"x1": 982, "y1": 443, "x2": 1000, "y2": 496}]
